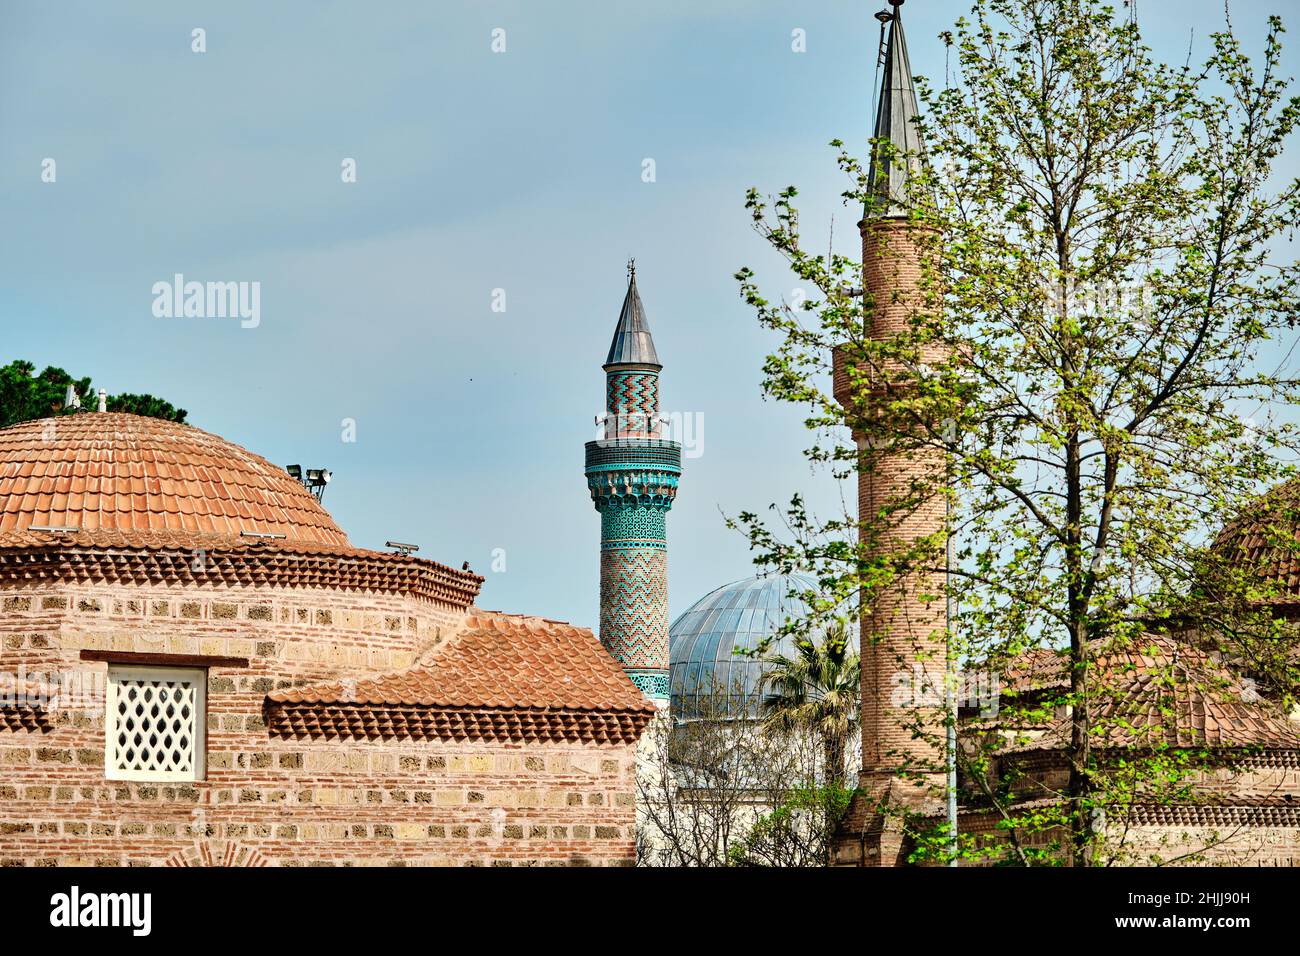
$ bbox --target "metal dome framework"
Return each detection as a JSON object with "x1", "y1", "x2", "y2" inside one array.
[{"x1": 668, "y1": 573, "x2": 820, "y2": 719}]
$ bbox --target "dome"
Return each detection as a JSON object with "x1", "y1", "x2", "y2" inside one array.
[
  {"x1": 669, "y1": 573, "x2": 819, "y2": 718},
  {"x1": 0, "y1": 413, "x2": 348, "y2": 546},
  {"x1": 1215, "y1": 478, "x2": 1300, "y2": 609}
]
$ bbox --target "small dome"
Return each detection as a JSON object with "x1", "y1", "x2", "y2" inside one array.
[
  {"x1": 1216, "y1": 478, "x2": 1300, "y2": 609},
  {"x1": 0, "y1": 413, "x2": 348, "y2": 546},
  {"x1": 669, "y1": 573, "x2": 819, "y2": 717}
]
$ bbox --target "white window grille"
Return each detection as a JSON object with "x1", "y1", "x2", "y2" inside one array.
[{"x1": 105, "y1": 666, "x2": 206, "y2": 782}]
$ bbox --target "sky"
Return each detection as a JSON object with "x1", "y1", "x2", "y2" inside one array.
[{"x1": 1, "y1": 0, "x2": 1296, "y2": 629}]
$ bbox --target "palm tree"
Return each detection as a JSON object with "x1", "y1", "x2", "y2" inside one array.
[{"x1": 757, "y1": 621, "x2": 860, "y2": 788}]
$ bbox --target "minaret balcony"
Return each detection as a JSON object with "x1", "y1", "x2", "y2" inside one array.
[{"x1": 584, "y1": 437, "x2": 683, "y2": 474}]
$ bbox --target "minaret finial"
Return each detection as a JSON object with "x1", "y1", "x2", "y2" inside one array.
[{"x1": 876, "y1": 0, "x2": 904, "y2": 26}]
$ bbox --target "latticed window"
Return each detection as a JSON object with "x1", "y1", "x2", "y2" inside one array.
[{"x1": 105, "y1": 666, "x2": 206, "y2": 782}]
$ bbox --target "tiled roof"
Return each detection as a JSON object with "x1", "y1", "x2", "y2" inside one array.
[
  {"x1": 271, "y1": 612, "x2": 651, "y2": 710},
  {"x1": 0, "y1": 413, "x2": 348, "y2": 546},
  {"x1": 1001, "y1": 647, "x2": 1071, "y2": 694},
  {"x1": 0, "y1": 529, "x2": 483, "y2": 605},
  {"x1": 1215, "y1": 477, "x2": 1300, "y2": 605},
  {"x1": 1119, "y1": 800, "x2": 1300, "y2": 827},
  {"x1": 267, "y1": 612, "x2": 656, "y2": 744},
  {"x1": 265, "y1": 703, "x2": 650, "y2": 745},
  {"x1": 995, "y1": 636, "x2": 1300, "y2": 753}
]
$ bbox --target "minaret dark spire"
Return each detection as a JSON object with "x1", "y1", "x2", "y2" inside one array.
[
  {"x1": 868, "y1": 0, "x2": 924, "y2": 217},
  {"x1": 604, "y1": 260, "x2": 661, "y2": 368}
]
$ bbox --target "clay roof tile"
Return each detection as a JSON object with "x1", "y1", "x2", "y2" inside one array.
[
  {"x1": 267, "y1": 610, "x2": 654, "y2": 723},
  {"x1": 996, "y1": 634, "x2": 1300, "y2": 753},
  {"x1": 0, "y1": 413, "x2": 350, "y2": 545}
]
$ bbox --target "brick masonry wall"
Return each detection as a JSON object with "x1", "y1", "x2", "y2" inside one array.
[
  {"x1": 1117, "y1": 826, "x2": 1300, "y2": 866},
  {"x1": 954, "y1": 813, "x2": 1300, "y2": 867},
  {"x1": 832, "y1": 219, "x2": 948, "y2": 866},
  {"x1": 0, "y1": 581, "x2": 638, "y2": 866},
  {"x1": 992, "y1": 752, "x2": 1300, "y2": 804},
  {"x1": 952, "y1": 754, "x2": 1300, "y2": 865},
  {"x1": 830, "y1": 219, "x2": 950, "y2": 866}
]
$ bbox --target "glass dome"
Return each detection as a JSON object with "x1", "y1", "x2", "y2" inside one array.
[{"x1": 669, "y1": 573, "x2": 819, "y2": 718}]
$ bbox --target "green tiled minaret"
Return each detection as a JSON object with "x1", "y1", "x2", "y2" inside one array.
[{"x1": 584, "y1": 263, "x2": 682, "y2": 702}]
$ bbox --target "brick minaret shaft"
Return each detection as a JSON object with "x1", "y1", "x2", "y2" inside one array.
[
  {"x1": 851, "y1": 221, "x2": 946, "y2": 778},
  {"x1": 833, "y1": 0, "x2": 948, "y2": 865},
  {"x1": 584, "y1": 262, "x2": 682, "y2": 704}
]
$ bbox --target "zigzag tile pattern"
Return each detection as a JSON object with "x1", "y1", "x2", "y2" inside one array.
[
  {"x1": 606, "y1": 372, "x2": 658, "y2": 419},
  {"x1": 587, "y1": 319, "x2": 679, "y2": 698},
  {"x1": 605, "y1": 371, "x2": 659, "y2": 438},
  {"x1": 599, "y1": 548, "x2": 668, "y2": 672}
]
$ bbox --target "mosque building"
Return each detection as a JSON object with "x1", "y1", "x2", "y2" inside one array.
[{"x1": 0, "y1": 267, "x2": 675, "y2": 867}]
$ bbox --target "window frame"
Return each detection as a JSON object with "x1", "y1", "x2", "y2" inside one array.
[{"x1": 104, "y1": 664, "x2": 207, "y2": 782}]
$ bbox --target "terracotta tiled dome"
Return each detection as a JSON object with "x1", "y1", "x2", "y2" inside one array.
[
  {"x1": 0, "y1": 413, "x2": 348, "y2": 546},
  {"x1": 1215, "y1": 478, "x2": 1300, "y2": 604}
]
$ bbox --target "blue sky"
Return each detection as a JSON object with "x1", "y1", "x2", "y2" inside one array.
[{"x1": 1, "y1": 1, "x2": 1295, "y2": 628}]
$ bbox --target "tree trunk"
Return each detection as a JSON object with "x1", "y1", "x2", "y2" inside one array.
[{"x1": 1066, "y1": 431, "x2": 1092, "y2": 866}]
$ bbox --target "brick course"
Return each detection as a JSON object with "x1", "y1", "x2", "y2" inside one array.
[{"x1": 0, "y1": 580, "x2": 640, "y2": 866}]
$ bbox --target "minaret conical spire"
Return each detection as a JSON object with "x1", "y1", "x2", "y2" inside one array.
[
  {"x1": 867, "y1": 0, "x2": 924, "y2": 217},
  {"x1": 605, "y1": 259, "x2": 661, "y2": 368}
]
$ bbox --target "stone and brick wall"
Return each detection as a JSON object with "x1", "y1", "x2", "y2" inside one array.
[
  {"x1": 954, "y1": 809, "x2": 1300, "y2": 867},
  {"x1": 0, "y1": 580, "x2": 639, "y2": 866},
  {"x1": 945, "y1": 753, "x2": 1300, "y2": 866}
]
